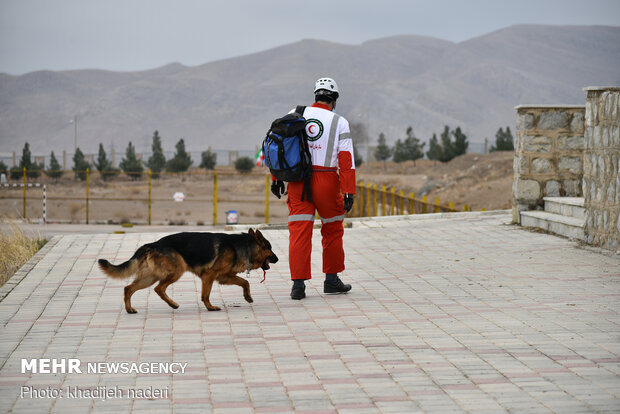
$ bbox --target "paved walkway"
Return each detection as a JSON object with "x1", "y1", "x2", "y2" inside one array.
[{"x1": 0, "y1": 212, "x2": 619, "y2": 413}]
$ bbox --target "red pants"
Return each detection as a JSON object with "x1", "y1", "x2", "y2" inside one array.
[{"x1": 287, "y1": 171, "x2": 345, "y2": 280}]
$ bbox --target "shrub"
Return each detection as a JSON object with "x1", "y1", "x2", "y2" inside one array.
[
  {"x1": 200, "y1": 148, "x2": 217, "y2": 170},
  {"x1": 234, "y1": 157, "x2": 255, "y2": 174},
  {"x1": 0, "y1": 223, "x2": 46, "y2": 287}
]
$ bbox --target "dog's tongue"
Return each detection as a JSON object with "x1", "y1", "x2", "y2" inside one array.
[
  {"x1": 259, "y1": 259, "x2": 269, "y2": 283},
  {"x1": 262, "y1": 259, "x2": 270, "y2": 271}
]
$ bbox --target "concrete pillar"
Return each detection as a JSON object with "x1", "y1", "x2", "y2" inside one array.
[{"x1": 583, "y1": 87, "x2": 620, "y2": 251}]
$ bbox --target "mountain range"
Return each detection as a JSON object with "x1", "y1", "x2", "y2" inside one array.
[{"x1": 1, "y1": 24, "x2": 619, "y2": 159}]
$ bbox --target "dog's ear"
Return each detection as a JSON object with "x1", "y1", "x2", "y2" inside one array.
[
  {"x1": 248, "y1": 228, "x2": 255, "y2": 237},
  {"x1": 255, "y1": 230, "x2": 266, "y2": 242}
]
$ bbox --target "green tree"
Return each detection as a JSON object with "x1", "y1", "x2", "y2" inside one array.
[
  {"x1": 145, "y1": 130, "x2": 166, "y2": 177},
  {"x1": 426, "y1": 125, "x2": 468, "y2": 162},
  {"x1": 119, "y1": 141, "x2": 143, "y2": 180},
  {"x1": 94, "y1": 143, "x2": 118, "y2": 180},
  {"x1": 199, "y1": 148, "x2": 217, "y2": 170},
  {"x1": 72, "y1": 147, "x2": 91, "y2": 180},
  {"x1": 234, "y1": 156, "x2": 254, "y2": 174},
  {"x1": 490, "y1": 126, "x2": 514, "y2": 152},
  {"x1": 392, "y1": 139, "x2": 405, "y2": 163},
  {"x1": 451, "y1": 126, "x2": 469, "y2": 157},
  {"x1": 0, "y1": 160, "x2": 7, "y2": 176},
  {"x1": 166, "y1": 139, "x2": 192, "y2": 172},
  {"x1": 9, "y1": 166, "x2": 22, "y2": 180},
  {"x1": 406, "y1": 126, "x2": 425, "y2": 163},
  {"x1": 393, "y1": 126, "x2": 425, "y2": 164},
  {"x1": 438, "y1": 126, "x2": 454, "y2": 162},
  {"x1": 426, "y1": 133, "x2": 442, "y2": 161},
  {"x1": 12, "y1": 142, "x2": 43, "y2": 179},
  {"x1": 45, "y1": 151, "x2": 64, "y2": 181},
  {"x1": 373, "y1": 133, "x2": 392, "y2": 167}
]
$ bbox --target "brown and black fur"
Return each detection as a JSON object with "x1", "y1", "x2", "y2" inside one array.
[{"x1": 98, "y1": 229, "x2": 278, "y2": 313}]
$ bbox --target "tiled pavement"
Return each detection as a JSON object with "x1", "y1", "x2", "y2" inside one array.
[{"x1": 0, "y1": 212, "x2": 619, "y2": 413}]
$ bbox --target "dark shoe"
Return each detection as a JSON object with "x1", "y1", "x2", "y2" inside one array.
[
  {"x1": 324, "y1": 278, "x2": 352, "y2": 294},
  {"x1": 290, "y1": 285, "x2": 306, "y2": 300}
]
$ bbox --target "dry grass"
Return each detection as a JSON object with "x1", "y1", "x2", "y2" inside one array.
[{"x1": 0, "y1": 223, "x2": 47, "y2": 288}]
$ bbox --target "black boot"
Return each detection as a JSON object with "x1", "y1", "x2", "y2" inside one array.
[
  {"x1": 324, "y1": 276, "x2": 351, "y2": 294},
  {"x1": 290, "y1": 280, "x2": 306, "y2": 300}
]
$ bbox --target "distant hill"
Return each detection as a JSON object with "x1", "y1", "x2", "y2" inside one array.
[{"x1": 1, "y1": 24, "x2": 619, "y2": 159}]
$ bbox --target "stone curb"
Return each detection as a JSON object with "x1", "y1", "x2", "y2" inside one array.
[{"x1": 227, "y1": 209, "x2": 512, "y2": 231}]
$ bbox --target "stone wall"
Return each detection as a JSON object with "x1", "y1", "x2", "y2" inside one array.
[
  {"x1": 512, "y1": 105, "x2": 585, "y2": 223},
  {"x1": 583, "y1": 87, "x2": 620, "y2": 251}
]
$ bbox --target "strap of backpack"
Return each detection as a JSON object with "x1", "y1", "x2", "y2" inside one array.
[{"x1": 295, "y1": 105, "x2": 306, "y2": 116}]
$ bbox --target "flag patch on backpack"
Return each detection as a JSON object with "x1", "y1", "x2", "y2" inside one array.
[{"x1": 262, "y1": 106, "x2": 313, "y2": 200}]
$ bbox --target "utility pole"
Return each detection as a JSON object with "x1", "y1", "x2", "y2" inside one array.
[{"x1": 70, "y1": 116, "x2": 78, "y2": 151}]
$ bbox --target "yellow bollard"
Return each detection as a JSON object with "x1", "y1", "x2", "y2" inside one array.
[
  {"x1": 464, "y1": 204, "x2": 468, "y2": 212},
  {"x1": 366, "y1": 183, "x2": 371, "y2": 217},
  {"x1": 264, "y1": 174, "x2": 270, "y2": 224},
  {"x1": 213, "y1": 170, "x2": 218, "y2": 225},
  {"x1": 410, "y1": 193, "x2": 415, "y2": 215},
  {"x1": 358, "y1": 181, "x2": 364, "y2": 217},
  {"x1": 435, "y1": 198, "x2": 440, "y2": 213},
  {"x1": 399, "y1": 190, "x2": 404, "y2": 215},
  {"x1": 23, "y1": 167, "x2": 26, "y2": 219},
  {"x1": 373, "y1": 184, "x2": 378, "y2": 216},
  {"x1": 422, "y1": 195, "x2": 427, "y2": 214},
  {"x1": 481, "y1": 208, "x2": 486, "y2": 212},
  {"x1": 148, "y1": 169, "x2": 152, "y2": 225},
  {"x1": 381, "y1": 185, "x2": 387, "y2": 216},
  {"x1": 449, "y1": 201, "x2": 454, "y2": 212},
  {"x1": 390, "y1": 187, "x2": 396, "y2": 216}
]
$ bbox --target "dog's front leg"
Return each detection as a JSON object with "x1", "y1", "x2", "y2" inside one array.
[
  {"x1": 200, "y1": 272, "x2": 220, "y2": 311},
  {"x1": 215, "y1": 273, "x2": 253, "y2": 304}
]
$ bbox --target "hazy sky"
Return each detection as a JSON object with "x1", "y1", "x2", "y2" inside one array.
[{"x1": 1, "y1": 0, "x2": 619, "y2": 75}]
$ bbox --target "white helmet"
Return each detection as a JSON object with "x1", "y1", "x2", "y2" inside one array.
[{"x1": 314, "y1": 77, "x2": 339, "y2": 97}]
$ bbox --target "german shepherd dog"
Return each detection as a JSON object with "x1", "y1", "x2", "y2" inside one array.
[{"x1": 98, "y1": 229, "x2": 278, "y2": 313}]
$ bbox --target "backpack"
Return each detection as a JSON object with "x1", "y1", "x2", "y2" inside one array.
[{"x1": 262, "y1": 105, "x2": 313, "y2": 201}]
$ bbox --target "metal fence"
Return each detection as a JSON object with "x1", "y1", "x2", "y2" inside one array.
[
  {"x1": 0, "y1": 149, "x2": 258, "y2": 171},
  {"x1": 1, "y1": 168, "x2": 477, "y2": 225},
  {"x1": 351, "y1": 181, "x2": 473, "y2": 218}
]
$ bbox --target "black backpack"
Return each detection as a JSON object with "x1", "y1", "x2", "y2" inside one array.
[{"x1": 262, "y1": 105, "x2": 313, "y2": 201}]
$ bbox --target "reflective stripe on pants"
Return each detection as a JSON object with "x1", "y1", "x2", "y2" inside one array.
[{"x1": 287, "y1": 171, "x2": 345, "y2": 279}]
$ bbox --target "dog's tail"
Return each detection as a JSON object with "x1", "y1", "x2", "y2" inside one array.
[{"x1": 98, "y1": 246, "x2": 148, "y2": 279}]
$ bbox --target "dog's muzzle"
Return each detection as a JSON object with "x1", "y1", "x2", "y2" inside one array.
[{"x1": 262, "y1": 253, "x2": 279, "y2": 270}]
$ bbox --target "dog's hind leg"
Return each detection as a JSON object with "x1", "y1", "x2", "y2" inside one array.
[
  {"x1": 200, "y1": 271, "x2": 220, "y2": 311},
  {"x1": 153, "y1": 268, "x2": 184, "y2": 309},
  {"x1": 124, "y1": 271, "x2": 158, "y2": 314},
  {"x1": 217, "y1": 274, "x2": 253, "y2": 304},
  {"x1": 154, "y1": 281, "x2": 179, "y2": 309}
]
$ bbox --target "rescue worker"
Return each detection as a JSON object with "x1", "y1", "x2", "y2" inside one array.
[{"x1": 271, "y1": 77, "x2": 355, "y2": 300}]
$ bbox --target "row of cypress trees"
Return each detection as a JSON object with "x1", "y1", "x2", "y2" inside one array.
[
  {"x1": 374, "y1": 125, "x2": 468, "y2": 164},
  {"x1": 0, "y1": 131, "x2": 218, "y2": 181},
  {"x1": 373, "y1": 125, "x2": 513, "y2": 164}
]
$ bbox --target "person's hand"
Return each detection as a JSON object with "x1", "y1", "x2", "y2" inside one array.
[
  {"x1": 271, "y1": 180, "x2": 285, "y2": 199},
  {"x1": 344, "y1": 194, "x2": 354, "y2": 213}
]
